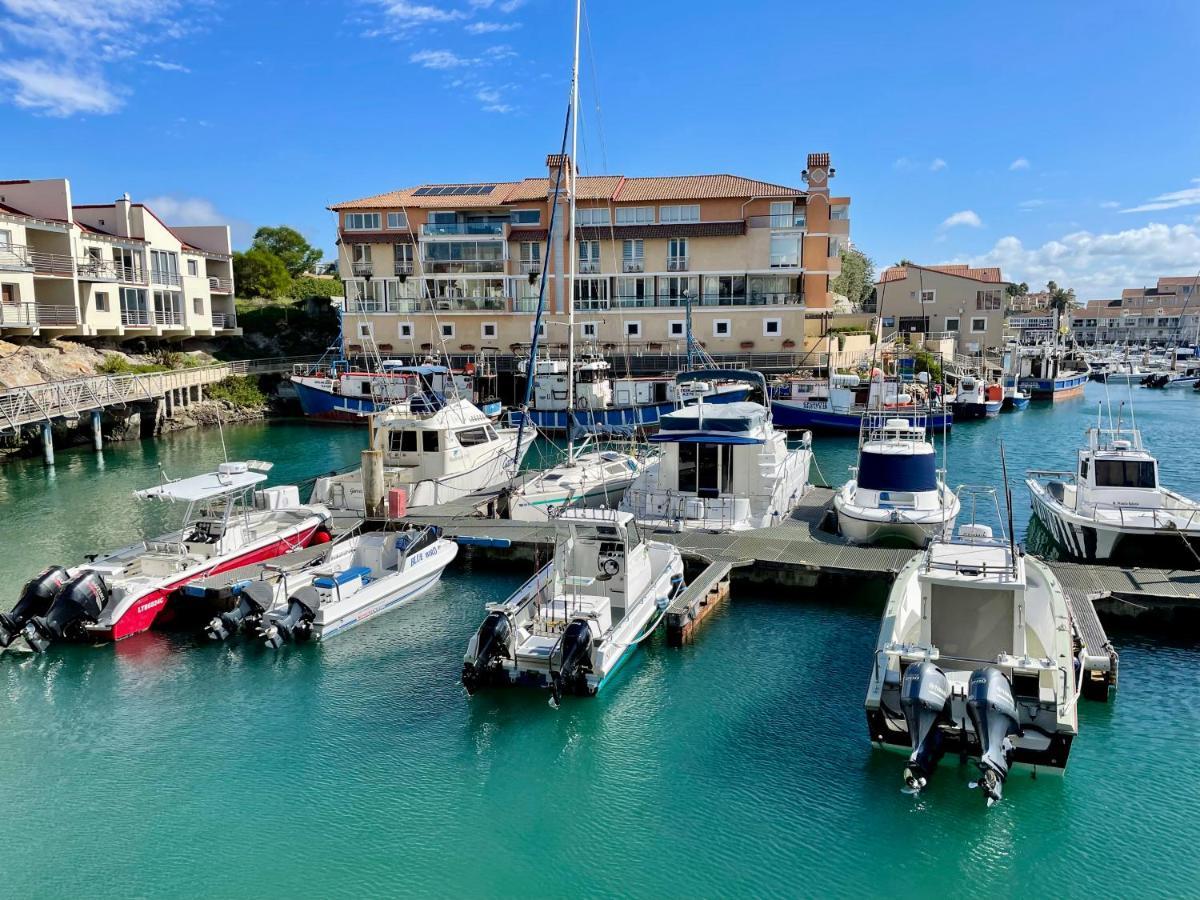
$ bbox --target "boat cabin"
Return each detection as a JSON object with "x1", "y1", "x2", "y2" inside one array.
[
  {"x1": 1059, "y1": 427, "x2": 1160, "y2": 512},
  {"x1": 377, "y1": 401, "x2": 503, "y2": 469},
  {"x1": 854, "y1": 417, "x2": 939, "y2": 510},
  {"x1": 773, "y1": 372, "x2": 917, "y2": 413}
]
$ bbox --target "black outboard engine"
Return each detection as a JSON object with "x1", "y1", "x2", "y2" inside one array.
[
  {"x1": 23, "y1": 571, "x2": 109, "y2": 652},
  {"x1": 461, "y1": 611, "x2": 511, "y2": 695},
  {"x1": 259, "y1": 585, "x2": 321, "y2": 649},
  {"x1": 966, "y1": 666, "x2": 1021, "y2": 806},
  {"x1": 205, "y1": 582, "x2": 275, "y2": 641},
  {"x1": 0, "y1": 566, "x2": 69, "y2": 647},
  {"x1": 899, "y1": 661, "x2": 951, "y2": 794},
  {"x1": 549, "y1": 619, "x2": 594, "y2": 708}
]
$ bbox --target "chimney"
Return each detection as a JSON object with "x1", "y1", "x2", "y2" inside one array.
[
  {"x1": 114, "y1": 192, "x2": 132, "y2": 237},
  {"x1": 802, "y1": 152, "x2": 833, "y2": 197},
  {"x1": 546, "y1": 153, "x2": 572, "y2": 195}
]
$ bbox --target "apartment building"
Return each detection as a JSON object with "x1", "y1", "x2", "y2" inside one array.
[
  {"x1": 1071, "y1": 276, "x2": 1200, "y2": 345},
  {"x1": 874, "y1": 263, "x2": 1011, "y2": 354},
  {"x1": 329, "y1": 152, "x2": 848, "y2": 355},
  {"x1": 0, "y1": 178, "x2": 239, "y2": 341}
]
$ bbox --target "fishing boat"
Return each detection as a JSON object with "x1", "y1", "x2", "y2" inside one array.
[
  {"x1": 1012, "y1": 341, "x2": 1090, "y2": 400},
  {"x1": 460, "y1": 508, "x2": 684, "y2": 704},
  {"x1": 620, "y1": 369, "x2": 812, "y2": 531},
  {"x1": 205, "y1": 526, "x2": 457, "y2": 645},
  {"x1": 2, "y1": 462, "x2": 331, "y2": 651},
  {"x1": 950, "y1": 376, "x2": 1002, "y2": 419},
  {"x1": 310, "y1": 396, "x2": 534, "y2": 520},
  {"x1": 771, "y1": 369, "x2": 952, "y2": 434},
  {"x1": 292, "y1": 360, "x2": 501, "y2": 422},
  {"x1": 834, "y1": 414, "x2": 959, "y2": 547},
  {"x1": 864, "y1": 486, "x2": 1078, "y2": 806},
  {"x1": 1026, "y1": 419, "x2": 1200, "y2": 562}
]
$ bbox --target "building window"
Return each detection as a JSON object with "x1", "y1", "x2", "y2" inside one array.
[
  {"x1": 918, "y1": 289, "x2": 936, "y2": 304},
  {"x1": 94, "y1": 291, "x2": 108, "y2": 311},
  {"x1": 581, "y1": 321, "x2": 598, "y2": 338},
  {"x1": 828, "y1": 237, "x2": 842, "y2": 258},
  {"x1": 668, "y1": 238, "x2": 688, "y2": 270},
  {"x1": 763, "y1": 318, "x2": 782, "y2": 336},
  {"x1": 193, "y1": 297, "x2": 203, "y2": 314},
  {"x1": 622, "y1": 239, "x2": 644, "y2": 272},
  {"x1": 945, "y1": 316, "x2": 960, "y2": 332},
  {"x1": 770, "y1": 234, "x2": 801, "y2": 268},
  {"x1": 624, "y1": 320, "x2": 641, "y2": 338},
  {"x1": 971, "y1": 317, "x2": 987, "y2": 333},
  {"x1": 393, "y1": 243, "x2": 413, "y2": 273},
  {"x1": 660, "y1": 204, "x2": 699, "y2": 224},
  {"x1": 576, "y1": 207, "x2": 610, "y2": 226},
  {"x1": 882, "y1": 316, "x2": 895, "y2": 328},
  {"x1": 534, "y1": 321, "x2": 546, "y2": 338},
  {"x1": 344, "y1": 213, "x2": 381, "y2": 231},
  {"x1": 386, "y1": 212, "x2": 408, "y2": 230},
  {"x1": 352, "y1": 244, "x2": 370, "y2": 264},
  {"x1": 615, "y1": 206, "x2": 654, "y2": 225},
  {"x1": 615, "y1": 276, "x2": 652, "y2": 304},
  {"x1": 669, "y1": 320, "x2": 686, "y2": 337},
  {"x1": 187, "y1": 259, "x2": 198, "y2": 276},
  {"x1": 713, "y1": 319, "x2": 731, "y2": 337},
  {"x1": 357, "y1": 322, "x2": 373, "y2": 338},
  {"x1": 830, "y1": 205, "x2": 849, "y2": 221},
  {"x1": 509, "y1": 209, "x2": 540, "y2": 226},
  {"x1": 976, "y1": 289, "x2": 1002, "y2": 310},
  {"x1": 659, "y1": 276, "x2": 698, "y2": 304},
  {"x1": 399, "y1": 322, "x2": 413, "y2": 338},
  {"x1": 519, "y1": 242, "x2": 541, "y2": 267},
  {"x1": 440, "y1": 322, "x2": 455, "y2": 338},
  {"x1": 481, "y1": 322, "x2": 497, "y2": 340},
  {"x1": 578, "y1": 240, "x2": 601, "y2": 273},
  {"x1": 769, "y1": 201, "x2": 797, "y2": 229}
]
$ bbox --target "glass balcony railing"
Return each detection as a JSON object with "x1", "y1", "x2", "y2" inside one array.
[{"x1": 420, "y1": 222, "x2": 506, "y2": 236}]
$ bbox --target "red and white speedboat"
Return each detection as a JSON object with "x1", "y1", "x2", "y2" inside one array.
[{"x1": 6, "y1": 461, "x2": 331, "y2": 651}]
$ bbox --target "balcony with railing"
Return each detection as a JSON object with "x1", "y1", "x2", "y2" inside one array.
[
  {"x1": 579, "y1": 260, "x2": 600, "y2": 274},
  {"x1": 0, "y1": 303, "x2": 82, "y2": 327},
  {"x1": 667, "y1": 256, "x2": 689, "y2": 272},
  {"x1": 749, "y1": 214, "x2": 807, "y2": 230},
  {"x1": 208, "y1": 276, "x2": 234, "y2": 293},
  {"x1": 154, "y1": 308, "x2": 185, "y2": 328},
  {"x1": 211, "y1": 312, "x2": 234, "y2": 329},
  {"x1": 29, "y1": 250, "x2": 76, "y2": 277},
  {"x1": 420, "y1": 222, "x2": 507, "y2": 238},
  {"x1": 351, "y1": 261, "x2": 373, "y2": 277},
  {"x1": 35, "y1": 305, "x2": 81, "y2": 326},
  {"x1": 121, "y1": 308, "x2": 152, "y2": 327},
  {"x1": 394, "y1": 261, "x2": 414, "y2": 276},
  {"x1": 519, "y1": 260, "x2": 542, "y2": 275},
  {"x1": 422, "y1": 260, "x2": 505, "y2": 275},
  {"x1": 622, "y1": 259, "x2": 645, "y2": 273},
  {"x1": 0, "y1": 244, "x2": 34, "y2": 271},
  {"x1": 151, "y1": 270, "x2": 182, "y2": 287},
  {"x1": 76, "y1": 257, "x2": 120, "y2": 281},
  {"x1": 769, "y1": 253, "x2": 802, "y2": 269}
]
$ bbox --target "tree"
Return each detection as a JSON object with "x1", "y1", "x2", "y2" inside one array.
[
  {"x1": 1046, "y1": 280, "x2": 1076, "y2": 313},
  {"x1": 234, "y1": 247, "x2": 293, "y2": 299},
  {"x1": 831, "y1": 247, "x2": 876, "y2": 307},
  {"x1": 1006, "y1": 281, "x2": 1029, "y2": 298},
  {"x1": 250, "y1": 225, "x2": 323, "y2": 277},
  {"x1": 894, "y1": 258, "x2": 915, "y2": 267}
]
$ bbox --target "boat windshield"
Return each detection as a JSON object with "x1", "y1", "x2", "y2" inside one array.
[{"x1": 1094, "y1": 459, "x2": 1156, "y2": 489}]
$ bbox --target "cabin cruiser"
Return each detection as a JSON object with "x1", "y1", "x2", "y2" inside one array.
[
  {"x1": 834, "y1": 415, "x2": 959, "y2": 547},
  {"x1": 461, "y1": 509, "x2": 682, "y2": 704},
  {"x1": 1026, "y1": 423, "x2": 1200, "y2": 562},
  {"x1": 517, "y1": 354, "x2": 749, "y2": 433},
  {"x1": 206, "y1": 526, "x2": 457, "y2": 645},
  {"x1": 292, "y1": 361, "x2": 501, "y2": 422},
  {"x1": 620, "y1": 370, "x2": 812, "y2": 531},
  {"x1": 771, "y1": 369, "x2": 952, "y2": 434},
  {"x1": 864, "y1": 492, "x2": 1078, "y2": 805},
  {"x1": 310, "y1": 397, "x2": 534, "y2": 523},
  {"x1": 1, "y1": 462, "x2": 330, "y2": 651},
  {"x1": 508, "y1": 446, "x2": 643, "y2": 521},
  {"x1": 950, "y1": 376, "x2": 1002, "y2": 419}
]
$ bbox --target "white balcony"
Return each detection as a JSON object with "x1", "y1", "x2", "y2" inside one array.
[
  {"x1": 667, "y1": 256, "x2": 689, "y2": 272},
  {"x1": 29, "y1": 250, "x2": 75, "y2": 277},
  {"x1": 208, "y1": 276, "x2": 234, "y2": 293},
  {"x1": 151, "y1": 270, "x2": 182, "y2": 287},
  {"x1": 622, "y1": 259, "x2": 645, "y2": 273}
]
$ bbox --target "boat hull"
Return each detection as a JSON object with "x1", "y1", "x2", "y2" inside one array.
[
  {"x1": 520, "y1": 387, "x2": 750, "y2": 433},
  {"x1": 1002, "y1": 395, "x2": 1030, "y2": 411},
  {"x1": 772, "y1": 401, "x2": 953, "y2": 433},
  {"x1": 951, "y1": 400, "x2": 1001, "y2": 420},
  {"x1": 294, "y1": 378, "x2": 502, "y2": 421},
  {"x1": 1018, "y1": 371, "x2": 1089, "y2": 400},
  {"x1": 834, "y1": 503, "x2": 957, "y2": 548}
]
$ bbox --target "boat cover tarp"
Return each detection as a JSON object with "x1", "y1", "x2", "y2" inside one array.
[
  {"x1": 652, "y1": 401, "x2": 767, "y2": 443},
  {"x1": 857, "y1": 448, "x2": 938, "y2": 492}
]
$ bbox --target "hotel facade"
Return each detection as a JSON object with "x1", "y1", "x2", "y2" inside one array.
[
  {"x1": 0, "y1": 178, "x2": 239, "y2": 341},
  {"x1": 329, "y1": 152, "x2": 848, "y2": 356}
]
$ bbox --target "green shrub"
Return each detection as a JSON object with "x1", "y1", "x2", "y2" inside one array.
[
  {"x1": 288, "y1": 276, "x2": 343, "y2": 299},
  {"x1": 205, "y1": 375, "x2": 267, "y2": 408},
  {"x1": 96, "y1": 354, "x2": 169, "y2": 375}
]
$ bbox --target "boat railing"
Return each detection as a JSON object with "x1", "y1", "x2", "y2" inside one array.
[
  {"x1": 1027, "y1": 468, "x2": 1077, "y2": 485},
  {"x1": 1076, "y1": 498, "x2": 1200, "y2": 531}
]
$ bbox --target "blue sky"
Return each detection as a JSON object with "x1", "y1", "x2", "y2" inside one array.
[{"x1": 2, "y1": 0, "x2": 1198, "y2": 299}]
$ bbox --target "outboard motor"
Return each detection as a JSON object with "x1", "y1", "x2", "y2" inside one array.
[
  {"x1": 23, "y1": 572, "x2": 109, "y2": 652},
  {"x1": 461, "y1": 611, "x2": 511, "y2": 695},
  {"x1": 966, "y1": 666, "x2": 1021, "y2": 806},
  {"x1": 0, "y1": 566, "x2": 69, "y2": 647},
  {"x1": 258, "y1": 585, "x2": 321, "y2": 649},
  {"x1": 205, "y1": 582, "x2": 275, "y2": 641},
  {"x1": 549, "y1": 619, "x2": 594, "y2": 708},
  {"x1": 899, "y1": 661, "x2": 951, "y2": 794}
]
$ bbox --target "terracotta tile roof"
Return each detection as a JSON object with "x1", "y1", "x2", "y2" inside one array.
[
  {"x1": 807, "y1": 153, "x2": 831, "y2": 169},
  {"x1": 504, "y1": 175, "x2": 624, "y2": 203},
  {"x1": 877, "y1": 263, "x2": 1006, "y2": 285},
  {"x1": 329, "y1": 183, "x2": 521, "y2": 211},
  {"x1": 613, "y1": 175, "x2": 804, "y2": 202},
  {"x1": 1157, "y1": 276, "x2": 1200, "y2": 288}
]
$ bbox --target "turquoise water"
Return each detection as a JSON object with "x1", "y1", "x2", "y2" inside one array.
[{"x1": 1, "y1": 390, "x2": 1198, "y2": 898}]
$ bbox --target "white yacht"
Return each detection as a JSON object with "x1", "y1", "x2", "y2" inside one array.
[
  {"x1": 311, "y1": 397, "x2": 534, "y2": 520},
  {"x1": 206, "y1": 526, "x2": 457, "y2": 645},
  {"x1": 620, "y1": 370, "x2": 812, "y2": 531},
  {"x1": 509, "y1": 447, "x2": 643, "y2": 521},
  {"x1": 1027, "y1": 422, "x2": 1200, "y2": 561},
  {"x1": 460, "y1": 509, "x2": 684, "y2": 704},
  {"x1": 865, "y1": 490, "x2": 1079, "y2": 806},
  {"x1": 834, "y1": 415, "x2": 959, "y2": 548}
]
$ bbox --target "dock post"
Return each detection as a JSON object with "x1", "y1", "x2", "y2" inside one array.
[
  {"x1": 361, "y1": 449, "x2": 385, "y2": 519},
  {"x1": 91, "y1": 409, "x2": 103, "y2": 451},
  {"x1": 41, "y1": 421, "x2": 55, "y2": 466}
]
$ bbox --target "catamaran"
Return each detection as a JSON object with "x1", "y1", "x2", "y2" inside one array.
[{"x1": 1, "y1": 462, "x2": 330, "y2": 651}]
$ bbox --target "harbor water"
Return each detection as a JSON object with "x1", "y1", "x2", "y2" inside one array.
[{"x1": 2, "y1": 386, "x2": 1198, "y2": 897}]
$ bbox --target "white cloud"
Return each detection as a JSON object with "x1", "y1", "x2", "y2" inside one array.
[
  {"x1": 483, "y1": 43, "x2": 516, "y2": 60},
  {"x1": 142, "y1": 195, "x2": 224, "y2": 225},
  {"x1": 409, "y1": 48, "x2": 471, "y2": 68},
  {"x1": 1018, "y1": 199, "x2": 1047, "y2": 210},
  {"x1": 941, "y1": 210, "x2": 983, "y2": 229},
  {"x1": 1100, "y1": 201, "x2": 1121, "y2": 209},
  {"x1": 929, "y1": 158, "x2": 947, "y2": 172},
  {"x1": 1121, "y1": 178, "x2": 1200, "y2": 214},
  {"x1": 144, "y1": 58, "x2": 190, "y2": 73},
  {"x1": 1009, "y1": 157, "x2": 1031, "y2": 171},
  {"x1": 498, "y1": 0, "x2": 525, "y2": 11},
  {"x1": 466, "y1": 20, "x2": 519, "y2": 33},
  {"x1": 892, "y1": 157, "x2": 912, "y2": 171},
  {"x1": 0, "y1": 59, "x2": 120, "y2": 116},
  {"x1": 375, "y1": 0, "x2": 464, "y2": 25},
  {"x1": 968, "y1": 222, "x2": 1200, "y2": 299},
  {"x1": 475, "y1": 86, "x2": 512, "y2": 113}
]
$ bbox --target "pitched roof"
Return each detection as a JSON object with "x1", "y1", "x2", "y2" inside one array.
[
  {"x1": 1157, "y1": 276, "x2": 1200, "y2": 288},
  {"x1": 877, "y1": 263, "x2": 1005, "y2": 285}
]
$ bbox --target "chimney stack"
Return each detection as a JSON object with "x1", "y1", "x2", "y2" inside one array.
[{"x1": 114, "y1": 192, "x2": 132, "y2": 237}]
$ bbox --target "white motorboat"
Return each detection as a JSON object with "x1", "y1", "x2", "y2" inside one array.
[
  {"x1": 460, "y1": 508, "x2": 684, "y2": 704},
  {"x1": 950, "y1": 375, "x2": 1002, "y2": 419},
  {"x1": 1027, "y1": 421, "x2": 1200, "y2": 561},
  {"x1": 310, "y1": 396, "x2": 534, "y2": 522},
  {"x1": 620, "y1": 370, "x2": 812, "y2": 531},
  {"x1": 864, "y1": 489, "x2": 1079, "y2": 806},
  {"x1": 206, "y1": 526, "x2": 457, "y2": 645},
  {"x1": 509, "y1": 448, "x2": 643, "y2": 521},
  {"x1": 3, "y1": 462, "x2": 331, "y2": 651},
  {"x1": 835, "y1": 415, "x2": 959, "y2": 548}
]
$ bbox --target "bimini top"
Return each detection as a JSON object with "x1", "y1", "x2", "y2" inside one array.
[
  {"x1": 651, "y1": 401, "x2": 768, "y2": 444},
  {"x1": 134, "y1": 462, "x2": 269, "y2": 502},
  {"x1": 380, "y1": 363, "x2": 450, "y2": 376}
]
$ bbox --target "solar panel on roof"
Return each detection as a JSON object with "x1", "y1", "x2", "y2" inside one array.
[{"x1": 413, "y1": 187, "x2": 431, "y2": 196}]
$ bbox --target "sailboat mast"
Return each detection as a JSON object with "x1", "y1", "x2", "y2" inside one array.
[{"x1": 566, "y1": 0, "x2": 581, "y2": 465}]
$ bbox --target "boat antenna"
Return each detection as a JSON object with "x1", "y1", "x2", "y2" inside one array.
[
  {"x1": 566, "y1": 0, "x2": 581, "y2": 466},
  {"x1": 999, "y1": 439, "x2": 1015, "y2": 557},
  {"x1": 216, "y1": 408, "x2": 229, "y2": 464}
]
